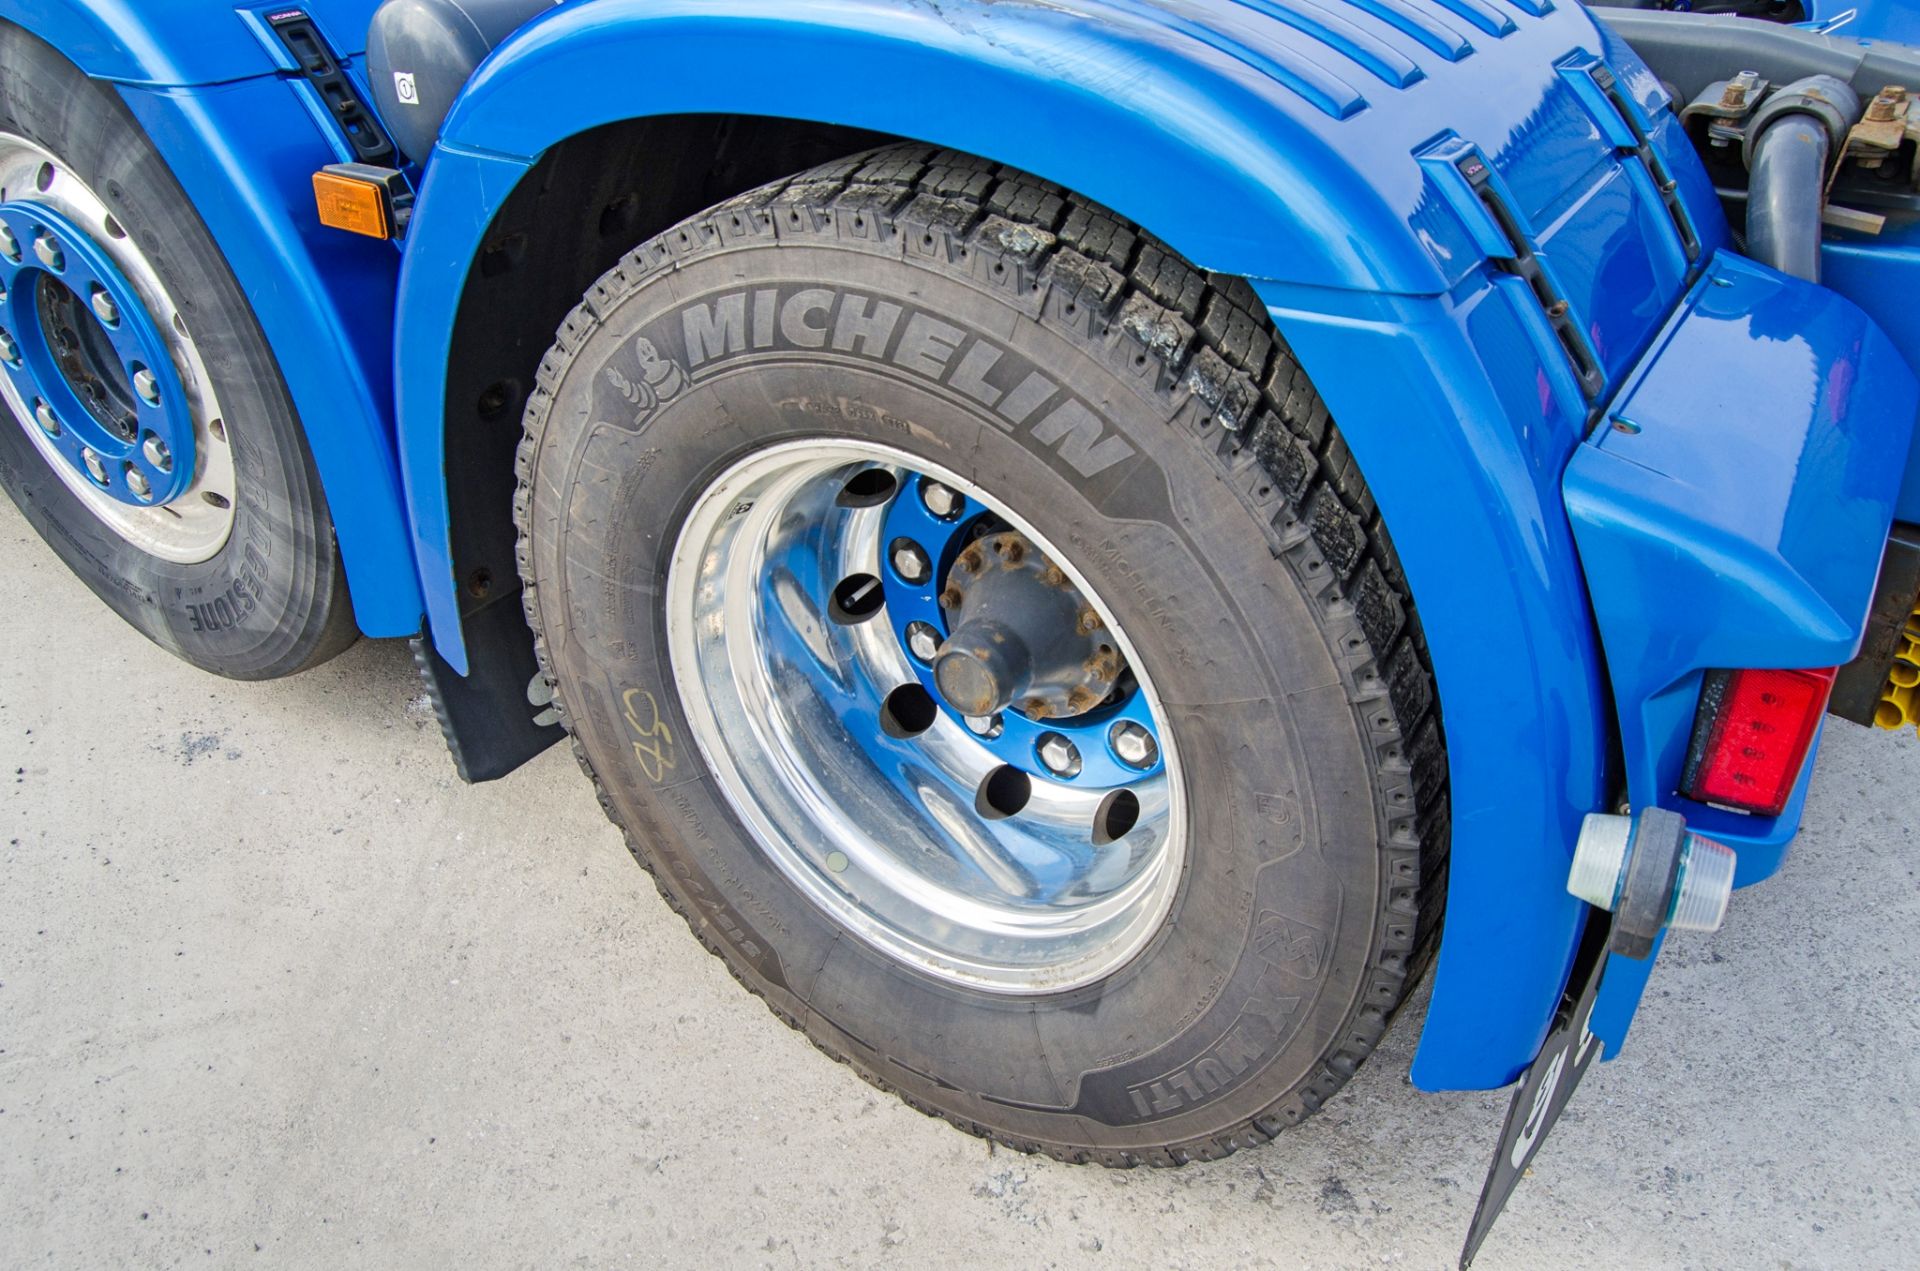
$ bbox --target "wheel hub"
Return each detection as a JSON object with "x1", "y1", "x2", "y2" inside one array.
[
  {"x1": 0, "y1": 200, "x2": 193, "y2": 507},
  {"x1": 933, "y1": 531, "x2": 1126, "y2": 721}
]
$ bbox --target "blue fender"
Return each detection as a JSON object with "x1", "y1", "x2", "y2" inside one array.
[
  {"x1": 1, "y1": 2, "x2": 426, "y2": 636},
  {"x1": 396, "y1": 0, "x2": 1726, "y2": 1088},
  {"x1": 116, "y1": 77, "x2": 424, "y2": 637}
]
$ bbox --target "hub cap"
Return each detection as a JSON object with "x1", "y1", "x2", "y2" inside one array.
[
  {"x1": 667, "y1": 441, "x2": 1184, "y2": 993},
  {"x1": 0, "y1": 136, "x2": 235, "y2": 562}
]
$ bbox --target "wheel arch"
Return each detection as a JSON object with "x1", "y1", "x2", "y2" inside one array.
[{"x1": 398, "y1": 0, "x2": 1625, "y2": 1091}]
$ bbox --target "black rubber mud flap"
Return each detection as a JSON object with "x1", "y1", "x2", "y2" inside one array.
[
  {"x1": 410, "y1": 589, "x2": 562, "y2": 782},
  {"x1": 1460, "y1": 915, "x2": 1611, "y2": 1268}
]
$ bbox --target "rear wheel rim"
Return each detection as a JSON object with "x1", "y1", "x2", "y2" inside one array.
[
  {"x1": 666, "y1": 440, "x2": 1186, "y2": 994},
  {"x1": 0, "y1": 133, "x2": 235, "y2": 563}
]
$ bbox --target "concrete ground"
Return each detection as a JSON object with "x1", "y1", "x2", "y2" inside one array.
[{"x1": 1, "y1": 495, "x2": 1914, "y2": 1271}]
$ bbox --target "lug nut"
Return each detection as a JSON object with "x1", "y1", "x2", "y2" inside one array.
[
  {"x1": 892, "y1": 540, "x2": 931, "y2": 584},
  {"x1": 1036, "y1": 732, "x2": 1082, "y2": 778},
  {"x1": 132, "y1": 365, "x2": 159, "y2": 406},
  {"x1": 965, "y1": 713, "x2": 1004, "y2": 739},
  {"x1": 124, "y1": 466, "x2": 151, "y2": 500},
  {"x1": 905, "y1": 621, "x2": 941, "y2": 663},
  {"x1": 920, "y1": 479, "x2": 962, "y2": 520},
  {"x1": 80, "y1": 447, "x2": 108, "y2": 485},
  {"x1": 141, "y1": 434, "x2": 173, "y2": 474},
  {"x1": 89, "y1": 286, "x2": 118, "y2": 326},
  {"x1": 0, "y1": 224, "x2": 17, "y2": 262},
  {"x1": 32, "y1": 398, "x2": 59, "y2": 438},
  {"x1": 1110, "y1": 721, "x2": 1159, "y2": 770},
  {"x1": 32, "y1": 231, "x2": 63, "y2": 271},
  {"x1": 0, "y1": 328, "x2": 20, "y2": 366}
]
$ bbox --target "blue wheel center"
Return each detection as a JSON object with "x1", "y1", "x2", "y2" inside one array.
[
  {"x1": 879, "y1": 474, "x2": 1164, "y2": 790},
  {"x1": 0, "y1": 199, "x2": 193, "y2": 506}
]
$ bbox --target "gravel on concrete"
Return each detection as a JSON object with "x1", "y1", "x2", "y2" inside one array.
[{"x1": 1, "y1": 495, "x2": 1915, "y2": 1270}]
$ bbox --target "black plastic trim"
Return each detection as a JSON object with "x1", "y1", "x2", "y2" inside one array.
[{"x1": 265, "y1": 9, "x2": 396, "y2": 166}]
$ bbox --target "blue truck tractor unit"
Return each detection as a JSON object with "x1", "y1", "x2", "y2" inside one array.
[{"x1": 4, "y1": 0, "x2": 1918, "y2": 1258}]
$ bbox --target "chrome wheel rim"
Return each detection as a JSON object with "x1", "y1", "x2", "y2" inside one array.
[
  {"x1": 0, "y1": 133, "x2": 235, "y2": 563},
  {"x1": 667, "y1": 440, "x2": 1186, "y2": 993}
]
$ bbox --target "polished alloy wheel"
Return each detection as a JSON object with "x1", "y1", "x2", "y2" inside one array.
[{"x1": 666, "y1": 441, "x2": 1185, "y2": 993}]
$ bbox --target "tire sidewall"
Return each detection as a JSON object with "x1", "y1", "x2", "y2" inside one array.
[{"x1": 529, "y1": 238, "x2": 1390, "y2": 1149}]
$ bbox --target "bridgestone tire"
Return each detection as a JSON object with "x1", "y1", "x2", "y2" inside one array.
[
  {"x1": 0, "y1": 25, "x2": 355, "y2": 679},
  {"x1": 517, "y1": 146, "x2": 1449, "y2": 1163}
]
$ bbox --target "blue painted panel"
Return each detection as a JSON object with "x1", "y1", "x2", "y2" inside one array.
[
  {"x1": 1567, "y1": 251, "x2": 1917, "y2": 888},
  {"x1": 1532, "y1": 161, "x2": 1677, "y2": 380},
  {"x1": 116, "y1": 77, "x2": 423, "y2": 636}
]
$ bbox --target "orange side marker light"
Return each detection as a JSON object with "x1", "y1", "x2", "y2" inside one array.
[{"x1": 312, "y1": 169, "x2": 390, "y2": 239}]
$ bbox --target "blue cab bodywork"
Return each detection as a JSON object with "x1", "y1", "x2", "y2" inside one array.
[{"x1": 6, "y1": 0, "x2": 1916, "y2": 1093}]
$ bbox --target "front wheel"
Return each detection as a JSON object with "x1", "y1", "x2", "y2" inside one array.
[
  {"x1": 0, "y1": 25, "x2": 354, "y2": 678},
  {"x1": 517, "y1": 147, "x2": 1448, "y2": 1163}
]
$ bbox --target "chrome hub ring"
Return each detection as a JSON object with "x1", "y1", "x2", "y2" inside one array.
[{"x1": 667, "y1": 440, "x2": 1186, "y2": 994}]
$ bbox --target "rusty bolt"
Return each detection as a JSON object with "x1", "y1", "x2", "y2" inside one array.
[
  {"x1": 1022, "y1": 696, "x2": 1052, "y2": 720},
  {"x1": 1720, "y1": 70, "x2": 1760, "y2": 109},
  {"x1": 1077, "y1": 608, "x2": 1103, "y2": 635},
  {"x1": 939, "y1": 586, "x2": 965, "y2": 610},
  {"x1": 1866, "y1": 86, "x2": 1908, "y2": 122}
]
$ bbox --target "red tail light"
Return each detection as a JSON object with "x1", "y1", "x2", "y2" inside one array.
[{"x1": 1681, "y1": 667, "x2": 1837, "y2": 817}]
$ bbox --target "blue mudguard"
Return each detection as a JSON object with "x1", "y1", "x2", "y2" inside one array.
[
  {"x1": 397, "y1": 0, "x2": 1728, "y2": 1090},
  {"x1": 1567, "y1": 251, "x2": 1918, "y2": 1051}
]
